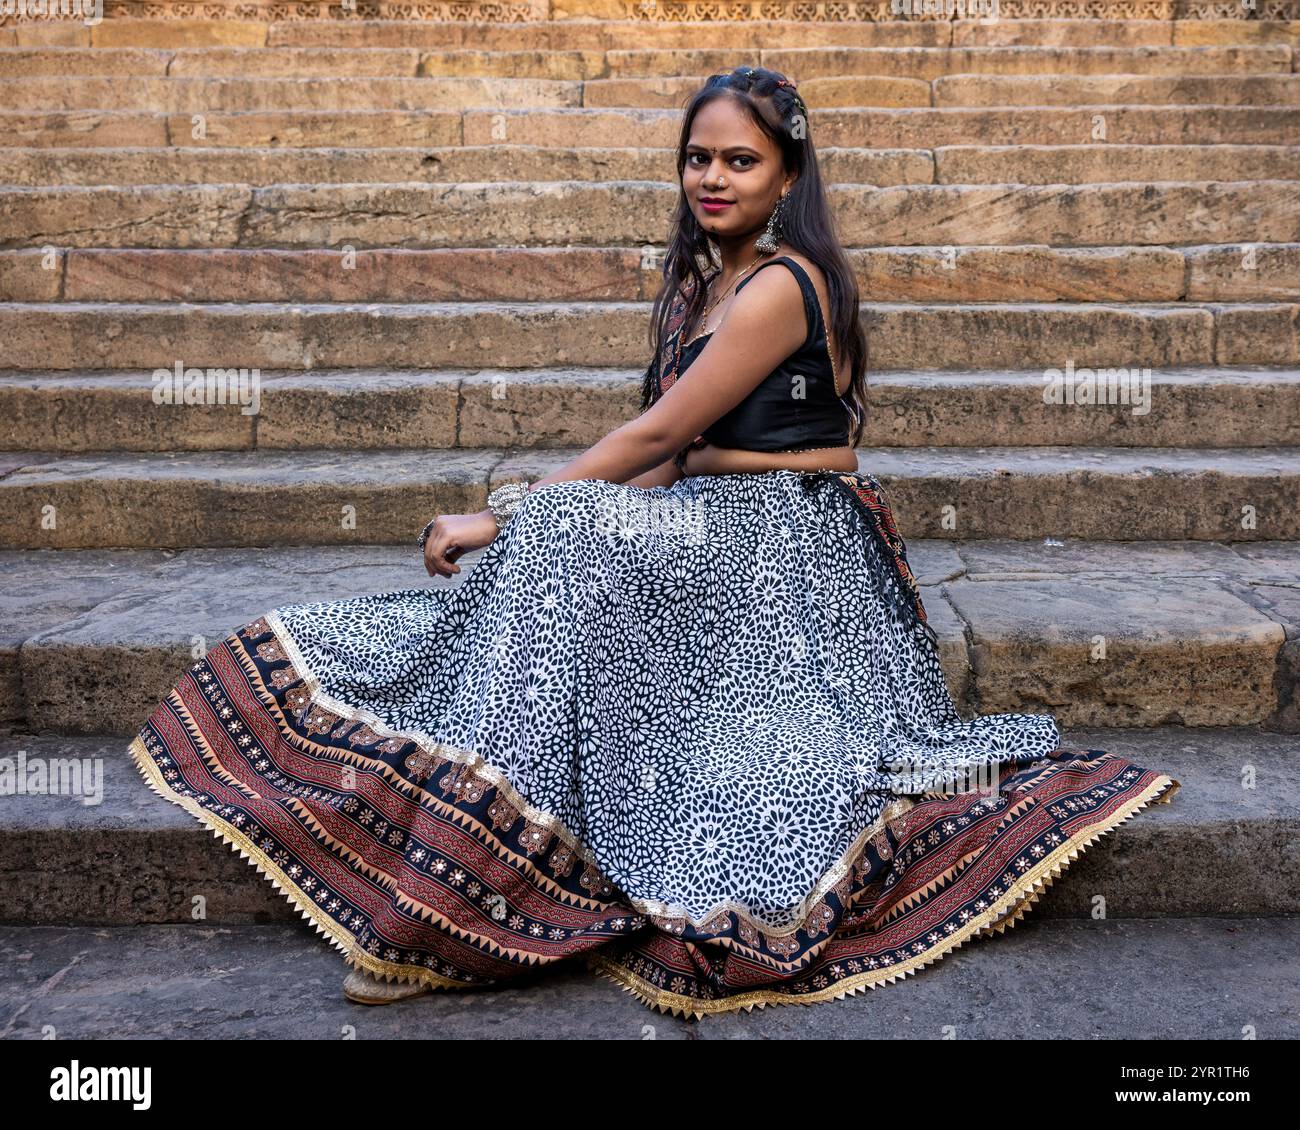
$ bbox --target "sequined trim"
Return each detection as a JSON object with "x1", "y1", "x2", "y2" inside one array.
[{"x1": 586, "y1": 772, "x2": 1182, "y2": 1020}]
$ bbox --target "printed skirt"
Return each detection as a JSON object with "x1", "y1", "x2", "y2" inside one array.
[{"x1": 129, "y1": 469, "x2": 1182, "y2": 1019}]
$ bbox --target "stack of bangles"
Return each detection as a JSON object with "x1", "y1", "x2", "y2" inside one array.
[{"x1": 417, "y1": 480, "x2": 532, "y2": 551}]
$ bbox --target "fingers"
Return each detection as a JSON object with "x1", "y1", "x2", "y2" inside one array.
[{"x1": 423, "y1": 533, "x2": 462, "y2": 578}]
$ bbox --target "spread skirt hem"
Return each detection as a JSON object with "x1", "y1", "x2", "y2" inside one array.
[
  {"x1": 127, "y1": 468, "x2": 1183, "y2": 1020},
  {"x1": 585, "y1": 771, "x2": 1181, "y2": 1019}
]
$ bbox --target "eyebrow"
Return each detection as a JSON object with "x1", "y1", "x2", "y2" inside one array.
[{"x1": 684, "y1": 143, "x2": 762, "y2": 155}]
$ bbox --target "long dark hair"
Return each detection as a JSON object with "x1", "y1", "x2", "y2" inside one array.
[{"x1": 638, "y1": 65, "x2": 868, "y2": 447}]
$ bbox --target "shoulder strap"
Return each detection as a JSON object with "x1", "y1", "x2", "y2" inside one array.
[{"x1": 734, "y1": 256, "x2": 819, "y2": 348}]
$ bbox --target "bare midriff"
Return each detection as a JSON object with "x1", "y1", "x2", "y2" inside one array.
[{"x1": 682, "y1": 442, "x2": 858, "y2": 477}]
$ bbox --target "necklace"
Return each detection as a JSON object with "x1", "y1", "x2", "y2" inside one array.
[{"x1": 682, "y1": 252, "x2": 771, "y2": 347}]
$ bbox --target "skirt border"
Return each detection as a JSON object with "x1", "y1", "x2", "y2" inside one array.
[
  {"x1": 126, "y1": 730, "x2": 467, "y2": 991},
  {"x1": 258, "y1": 606, "x2": 926, "y2": 943},
  {"x1": 582, "y1": 771, "x2": 1182, "y2": 1021}
]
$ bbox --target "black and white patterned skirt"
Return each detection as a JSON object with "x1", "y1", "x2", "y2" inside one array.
[{"x1": 269, "y1": 468, "x2": 1060, "y2": 933}]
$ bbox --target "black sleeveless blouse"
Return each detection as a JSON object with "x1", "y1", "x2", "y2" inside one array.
[{"x1": 671, "y1": 256, "x2": 851, "y2": 453}]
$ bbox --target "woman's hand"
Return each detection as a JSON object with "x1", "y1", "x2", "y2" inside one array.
[{"x1": 423, "y1": 509, "x2": 500, "y2": 577}]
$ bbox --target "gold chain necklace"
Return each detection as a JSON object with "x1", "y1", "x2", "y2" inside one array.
[{"x1": 684, "y1": 252, "x2": 771, "y2": 345}]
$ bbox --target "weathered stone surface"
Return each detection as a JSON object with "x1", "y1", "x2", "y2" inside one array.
[
  {"x1": 0, "y1": 372, "x2": 256, "y2": 452},
  {"x1": 170, "y1": 46, "x2": 424, "y2": 77},
  {"x1": 1214, "y1": 303, "x2": 1300, "y2": 364},
  {"x1": 938, "y1": 144, "x2": 1300, "y2": 184},
  {"x1": 865, "y1": 303, "x2": 1215, "y2": 369},
  {"x1": 6, "y1": 139, "x2": 1299, "y2": 190},
  {"x1": 164, "y1": 109, "x2": 462, "y2": 147},
  {"x1": 255, "y1": 370, "x2": 459, "y2": 449},
  {"x1": 0, "y1": 449, "x2": 499, "y2": 550},
  {"x1": 865, "y1": 368, "x2": 1300, "y2": 448},
  {"x1": 0, "y1": 301, "x2": 649, "y2": 370},
  {"x1": 0, "y1": 110, "x2": 169, "y2": 148},
  {"x1": 3, "y1": 75, "x2": 583, "y2": 113},
  {"x1": 0, "y1": 247, "x2": 62, "y2": 302},
  {"x1": 953, "y1": 17, "x2": 1170, "y2": 48},
  {"x1": 10, "y1": 182, "x2": 1296, "y2": 250},
  {"x1": 456, "y1": 369, "x2": 639, "y2": 449},
  {"x1": 463, "y1": 106, "x2": 1299, "y2": 148},
  {"x1": 582, "y1": 75, "x2": 934, "y2": 110},
  {"x1": 5, "y1": 915, "x2": 1300, "y2": 1036},
  {"x1": 1248, "y1": 582, "x2": 1300, "y2": 732},
  {"x1": 14, "y1": 545, "x2": 457, "y2": 733},
  {"x1": 416, "y1": 48, "x2": 607, "y2": 80},
  {"x1": 945, "y1": 576, "x2": 1284, "y2": 726},
  {"x1": 11, "y1": 21, "x2": 89, "y2": 48},
  {"x1": 0, "y1": 242, "x2": 1256, "y2": 305},
  {"x1": 0, "y1": 144, "x2": 688, "y2": 188},
  {"x1": 1186, "y1": 244, "x2": 1300, "y2": 302},
  {"x1": 0, "y1": 47, "x2": 173, "y2": 76},
  {"x1": 55, "y1": 247, "x2": 651, "y2": 303},
  {"x1": 878, "y1": 445, "x2": 1300, "y2": 541},
  {"x1": 3, "y1": 366, "x2": 1295, "y2": 453},
  {"x1": 1173, "y1": 18, "x2": 1300, "y2": 47},
  {"x1": 0, "y1": 185, "x2": 251, "y2": 249},
  {"x1": 0, "y1": 300, "x2": 1252, "y2": 375},
  {"x1": 92, "y1": 19, "x2": 267, "y2": 49},
  {"x1": 834, "y1": 183, "x2": 1300, "y2": 248},
  {"x1": 640, "y1": 45, "x2": 1295, "y2": 81},
  {"x1": 9, "y1": 301, "x2": 1284, "y2": 371},
  {"x1": 936, "y1": 74, "x2": 1300, "y2": 107},
  {"x1": 236, "y1": 182, "x2": 665, "y2": 249},
  {"x1": 0, "y1": 547, "x2": 177, "y2": 725},
  {"x1": 4, "y1": 444, "x2": 1295, "y2": 549},
  {"x1": 857, "y1": 246, "x2": 1186, "y2": 302}
]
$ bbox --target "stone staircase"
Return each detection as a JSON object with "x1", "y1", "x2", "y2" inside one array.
[{"x1": 0, "y1": 4, "x2": 1297, "y2": 1035}]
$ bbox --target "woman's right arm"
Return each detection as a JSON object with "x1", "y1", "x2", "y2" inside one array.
[{"x1": 623, "y1": 456, "x2": 683, "y2": 490}]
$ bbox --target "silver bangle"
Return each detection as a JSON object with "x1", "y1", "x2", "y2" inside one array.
[
  {"x1": 417, "y1": 480, "x2": 531, "y2": 551},
  {"x1": 486, "y1": 480, "x2": 531, "y2": 531},
  {"x1": 416, "y1": 517, "x2": 437, "y2": 551}
]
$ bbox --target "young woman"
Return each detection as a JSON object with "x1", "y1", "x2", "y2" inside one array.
[{"x1": 130, "y1": 67, "x2": 1180, "y2": 1020}]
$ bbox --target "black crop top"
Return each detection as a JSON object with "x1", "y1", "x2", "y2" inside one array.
[{"x1": 675, "y1": 256, "x2": 851, "y2": 453}]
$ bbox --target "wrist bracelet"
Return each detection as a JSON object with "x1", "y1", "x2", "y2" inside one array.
[
  {"x1": 486, "y1": 480, "x2": 531, "y2": 531},
  {"x1": 417, "y1": 480, "x2": 532, "y2": 552}
]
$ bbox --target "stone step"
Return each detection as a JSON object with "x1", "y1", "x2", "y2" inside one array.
[
  {"x1": 10, "y1": 15, "x2": 1296, "y2": 52},
  {"x1": 1, "y1": 367, "x2": 1296, "y2": 454},
  {"x1": 930, "y1": 74, "x2": 1300, "y2": 107},
  {"x1": 0, "y1": 728, "x2": 1294, "y2": 931},
  {"x1": 18, "y1": 73, "x2": 1298, "y2": 127},
  {"x1": 0, "y1": 301, "x2": 1295, "y2": 370},
  {"x1": 6, "y1": 182, "x2": 1297, "y2": 250},
  {"x1": 2, "y1": 915, "x2": 1296, "y2": 1038},
  {"x1": 1, "y1": 445, "x2": 1298, "y2": 550},
  {"x1": 3, "y1": 44, "x2": 1293, "y2": 78},
  {"x1": 4, "y1": 245, "x2": 1297, "y2": 305},
  {"x1": 5, "y1": 539, "x2": 1293, "y2": 733},
  {"x1": 3, "y1": 106, "x2": 1296, "y2": 149},
  {"x1": 4, "y1": 143, "x2": 1300, "y2": 188}
]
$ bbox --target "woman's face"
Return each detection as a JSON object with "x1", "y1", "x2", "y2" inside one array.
[{"x1": 682, "y1": 95, "x2": 790, "y2": 240}]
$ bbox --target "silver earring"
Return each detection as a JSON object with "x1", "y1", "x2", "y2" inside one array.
[{"x1": 755, "y1": 193, "x2": 787, "y2": 254}]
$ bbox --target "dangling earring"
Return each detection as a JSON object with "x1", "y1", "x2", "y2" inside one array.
[{"x1": 755, "y1": 193, "x2": 787, "y2": 254}]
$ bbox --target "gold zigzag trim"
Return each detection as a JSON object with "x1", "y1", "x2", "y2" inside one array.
[
  {"x1": 261, "y1": 607, "x2": 923, "y2": 949},
  {"x1": 135, "y1": 688, "x2": 597, "y2": 975},
  {"x1": 228, "y1": 640, "x2": 608, "y2": 922},
  {"x1": 584, "y1": 773, "x2": 1183, "y2": 1021},
  {"x1": 127, "y1": 730, "x2": 471, "y2": 993}
]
